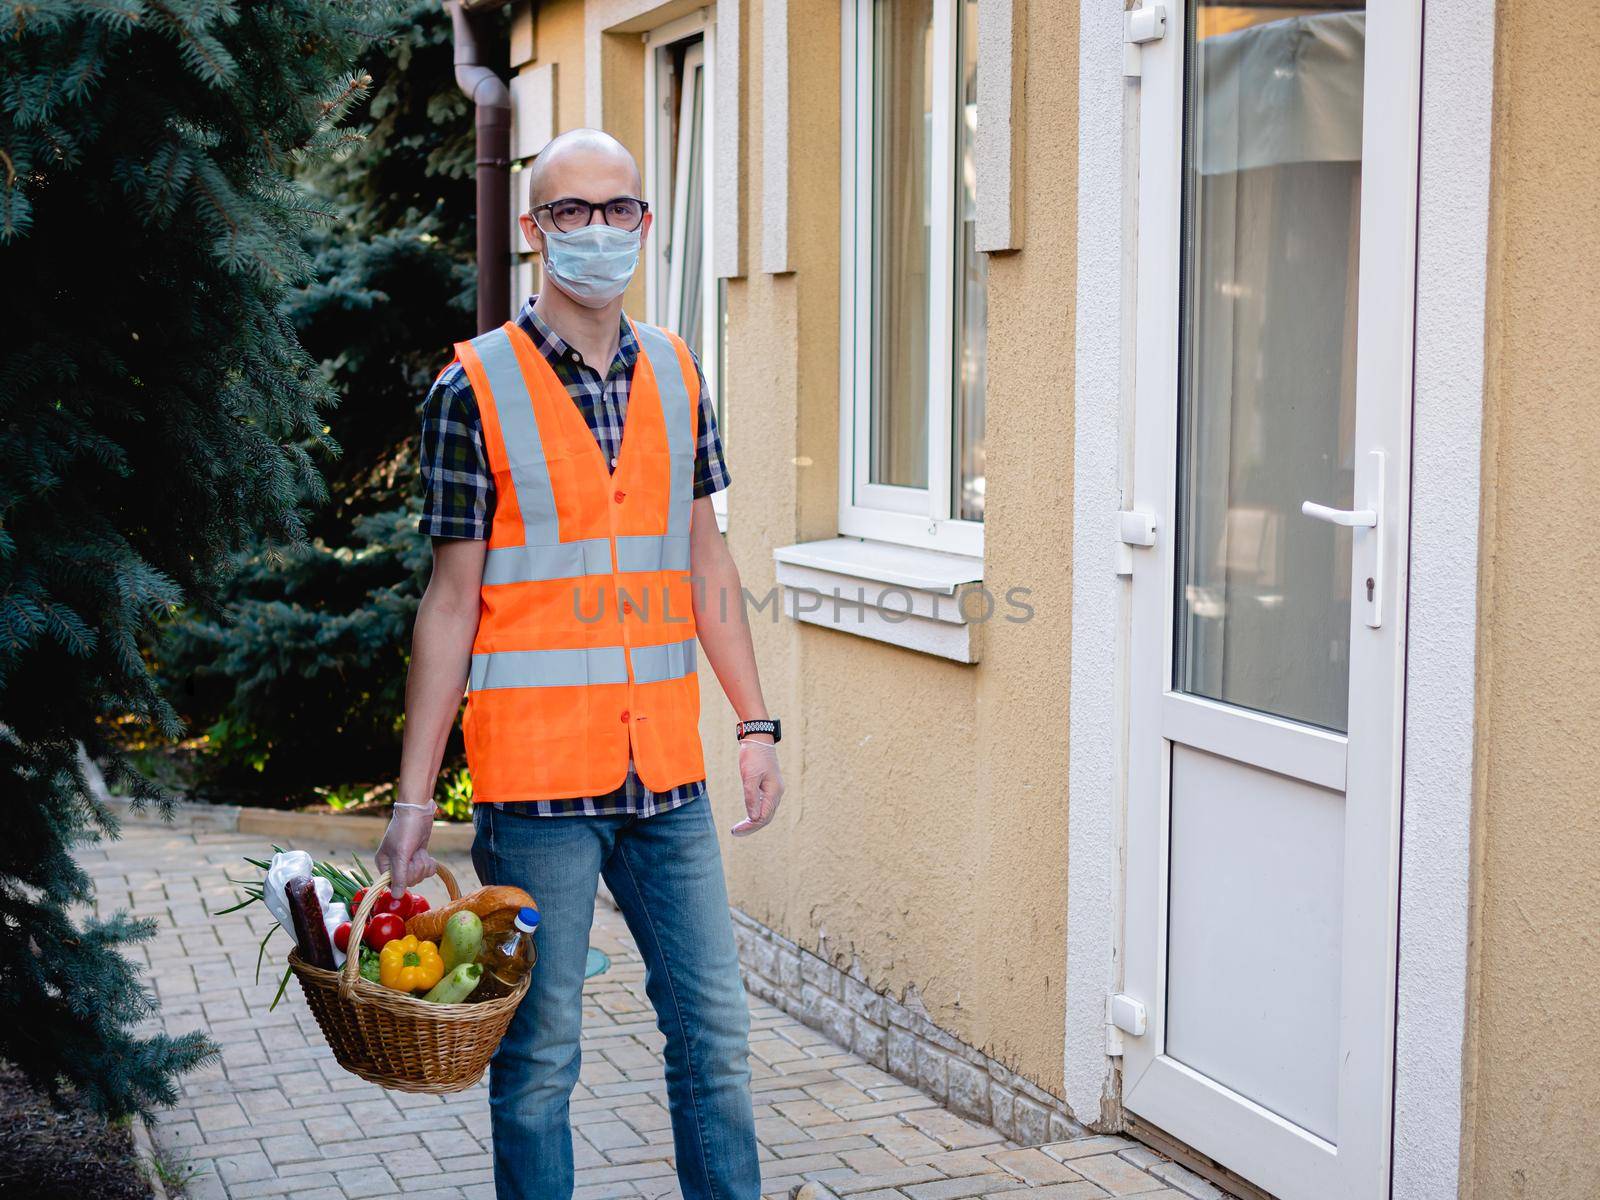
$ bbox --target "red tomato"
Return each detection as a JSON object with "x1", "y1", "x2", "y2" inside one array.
[
  {"x1": 408, "y1": 895, "x2": 430, "y2": 915},
  {"x1": 351, "y1": 887, "x2": 367, "y2": 911},
  {"x1": 371, "y1": 888, "x2": 408, "y2": 918},
  {"x1": 363, "y1": 912, "x2": 406, "y2": 949},
  {"x1": 333, "y1": 922, "x2": 352, "y2": 953}
]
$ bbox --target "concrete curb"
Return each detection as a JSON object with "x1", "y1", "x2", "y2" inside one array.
[
  {"x1": 235, "y1": 807, "x2": 475, "y2": 854},
  {"x1": 131, "y1": 1112, "x2": 170, "y2": 1200},
  {"x1": 101, "y1": 793, "x2": 241, "y2": 832},
  {"x1": 99, "y1": 793, "x2": 475, "y2": 854}
]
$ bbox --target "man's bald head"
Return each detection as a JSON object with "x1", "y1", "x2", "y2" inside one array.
[{"x1": 526, "y1": 128, "x2": 642, "y2": 211}]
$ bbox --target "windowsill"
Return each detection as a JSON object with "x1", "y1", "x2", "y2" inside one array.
[{"x1": 772, "y1": 537, "x2": 985, "y2": 663}]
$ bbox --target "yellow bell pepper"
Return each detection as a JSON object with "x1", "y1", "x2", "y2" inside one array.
[{"x1": 378, "y1": 934, "x2": 445, "y2": 993}]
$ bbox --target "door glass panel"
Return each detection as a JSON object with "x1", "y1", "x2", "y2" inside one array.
[
  {"x1": 869, "y1": 0, "x2": 933, "y2": 489},
  {"x1": 1173, "y1": 2, "x2": 1367, "y2": 732}
]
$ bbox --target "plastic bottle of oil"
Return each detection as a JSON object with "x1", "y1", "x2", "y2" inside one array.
[{"x1": 481, "y1": 906, "x2": 540, "y2": 992}]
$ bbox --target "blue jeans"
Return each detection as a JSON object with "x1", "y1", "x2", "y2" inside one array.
[{"x1": 471, "y1": 796, "x2": 760, "y2": 1200}]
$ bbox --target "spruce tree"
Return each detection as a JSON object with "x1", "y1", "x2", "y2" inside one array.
[
  {"x1": 159, "y1": 2, "x2": 489, "y2": 804},
  {"x1": 0, "y1": 0, "x2": 397, "y2": 1117}
]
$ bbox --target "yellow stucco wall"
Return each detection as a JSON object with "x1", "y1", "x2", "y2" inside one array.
[
  {"x1": 702, "y1": 0, "x2": 1079, "y2": 1101},
  {"x1": 1466, "y1": 2, "x2": 1600, "y2": 1196}
]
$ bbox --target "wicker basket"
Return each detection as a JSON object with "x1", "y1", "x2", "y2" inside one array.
[{"x1": 287, "y1": 864, "x2": 531, "y2": 1094}]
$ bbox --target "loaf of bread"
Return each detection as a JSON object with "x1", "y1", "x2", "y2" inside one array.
[{"x1": 405, "y1": 885, "x2": 538, "y2": 944}]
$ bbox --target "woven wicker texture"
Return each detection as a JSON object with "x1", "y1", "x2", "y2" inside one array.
[{"x1": 288, "y1": 863, "x2": 531, "y2": 1094}]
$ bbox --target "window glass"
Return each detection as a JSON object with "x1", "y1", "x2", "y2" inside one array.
[
  {"x1": 868, "y1": 0, "x2": 934, "y2": 490},
  {"x1": 657, "y1": 38, "x2": 708, "y2": 359},
  {"x1": 671, "y1": 48, "x2": 706, "y2": 356},
  {"x1": 952, "y1": 0, "x2": 986, "y2": 522}
]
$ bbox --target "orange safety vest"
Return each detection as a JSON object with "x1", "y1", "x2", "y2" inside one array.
[{"x1": 452, "y1": 318, "x2": 705, "y2": 803}]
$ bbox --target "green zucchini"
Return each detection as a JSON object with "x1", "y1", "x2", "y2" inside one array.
[
  {"x1": 440, "y1": 910, "x2": 484, "y2": 972},
  {"x1": 423, "y1": 962, "x2": 483, "y2": 1004}
]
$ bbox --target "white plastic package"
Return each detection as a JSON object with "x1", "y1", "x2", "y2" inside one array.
[{"x1": 263, "y1": 849, "x2": 350, "y2": 968}]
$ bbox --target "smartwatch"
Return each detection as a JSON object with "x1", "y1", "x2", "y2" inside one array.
[{"x1": 735, "y1": 718, "x2": 781, "y2": 744}]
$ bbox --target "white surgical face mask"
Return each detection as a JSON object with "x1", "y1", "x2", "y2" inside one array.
[{"x1": 538, "y1": 223, "x2": 641, "y2": 308}]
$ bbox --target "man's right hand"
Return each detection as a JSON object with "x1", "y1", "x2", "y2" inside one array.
[{"x1": 375, "y1": 801, "x2": 439, "y2": 896}]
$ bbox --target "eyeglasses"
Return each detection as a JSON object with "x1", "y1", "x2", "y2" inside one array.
[{"x1": 530, "y1": 196, "x2": 649, "y2": 233}]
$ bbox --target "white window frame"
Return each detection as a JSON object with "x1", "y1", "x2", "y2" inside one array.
[
  {"x1": 644, "y1": 10, "x2": 726, "y2": 529},
  {"x1": 839, "y1": 0, "x2": 982, "y2": 558}
]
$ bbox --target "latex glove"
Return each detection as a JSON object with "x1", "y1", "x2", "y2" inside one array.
[
  {"x1": 375, "y1": 801, "x2": 438, "y2": 896},
  {"x1": 731, "y1": 738, "x2": 785, "y2": 837}
]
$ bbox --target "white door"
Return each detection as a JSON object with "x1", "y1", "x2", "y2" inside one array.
[{"x1": 1122, "y1": 4, "x2": 1420, "y2": 1199}]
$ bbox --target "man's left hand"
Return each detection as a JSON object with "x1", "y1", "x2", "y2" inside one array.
[{"x1": 731, "y1": 738, "x2": 785, "y2": 836}]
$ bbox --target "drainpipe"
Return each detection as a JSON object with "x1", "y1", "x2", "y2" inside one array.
[{"x1": 446, "y1": 0, "x2": 512, "y2": 332}]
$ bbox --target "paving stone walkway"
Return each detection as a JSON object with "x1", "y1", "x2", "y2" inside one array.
[{"x1": 88, "y1": 813, "x2": 1228, "y2": 1200}]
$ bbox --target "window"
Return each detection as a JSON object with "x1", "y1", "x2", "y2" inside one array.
[
  {"x1": 646, "y1": 13, "x2": 725, "y2": 526},
  {"x1": 842, "y1": 0, "x2": 987, "y2": 556}
]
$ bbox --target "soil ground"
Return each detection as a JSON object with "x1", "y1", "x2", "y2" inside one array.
[{"x1": 0, "y1": 1064, "x2": 151, "y2": 1200}]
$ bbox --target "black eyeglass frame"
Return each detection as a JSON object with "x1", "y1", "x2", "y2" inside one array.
[{"x1": 529, "y1": 196, "x2": 650, "y2": 233}]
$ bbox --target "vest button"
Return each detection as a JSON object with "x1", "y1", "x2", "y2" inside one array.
[
  {"x1": 620, "y1": 710, "x2": 630, "y2": 723},
  {"x1": 613, "y1": 489, "x2": 625, "y2": 503},
  {"x1": 622, "y1": 600, "x2": 632, "y2": 614}
]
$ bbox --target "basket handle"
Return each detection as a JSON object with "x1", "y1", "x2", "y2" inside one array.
[{"x1": 338, "y1": 863, "x2": 461, "y2": 1002}]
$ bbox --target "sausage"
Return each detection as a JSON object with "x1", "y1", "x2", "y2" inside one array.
[{"x1": 286, "y1": 875, "x2": 335, "y2": 970}]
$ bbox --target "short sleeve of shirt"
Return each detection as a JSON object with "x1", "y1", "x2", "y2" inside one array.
[
  {"x1": 418, "y1": 361, "x2": 494, "y2": 540},
  {"x1": 689, "y1": 349, "x2": 731, "y2": 500}
]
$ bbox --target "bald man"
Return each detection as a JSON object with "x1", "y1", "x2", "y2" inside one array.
[{"x1": 381, "y1": 128, "x2": 778, "y2": 1200}]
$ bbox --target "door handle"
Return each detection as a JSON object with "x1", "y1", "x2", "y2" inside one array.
[
  {"x1": 1300, "y1": 450, "x2": 1385, "y2": 629},
  {"x1": 1300, "y1": 500, "x2": 1377, "y2": 528}
]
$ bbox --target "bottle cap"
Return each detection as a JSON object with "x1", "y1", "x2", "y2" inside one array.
[{"x1": 515, "y1": 906, "x2": 541, "y2": 933}]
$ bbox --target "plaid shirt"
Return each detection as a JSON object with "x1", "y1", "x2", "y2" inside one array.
[{"x1": 419, "y1": 297, "x2": 730, "y2": 818}]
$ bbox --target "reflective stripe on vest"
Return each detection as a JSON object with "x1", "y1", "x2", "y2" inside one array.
[
  {"x1": 476, "y1": 320, "x2": 694, "y2": 586},
  {"x1": 471, "y1": 646, "x2": 628, "y2": 690},
  {"x1": 468, "y1": 636, "x2": 697, "y2": 691},
  {"x1": 629, "y1": 637, "x2": 698, "y2": 685}
]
